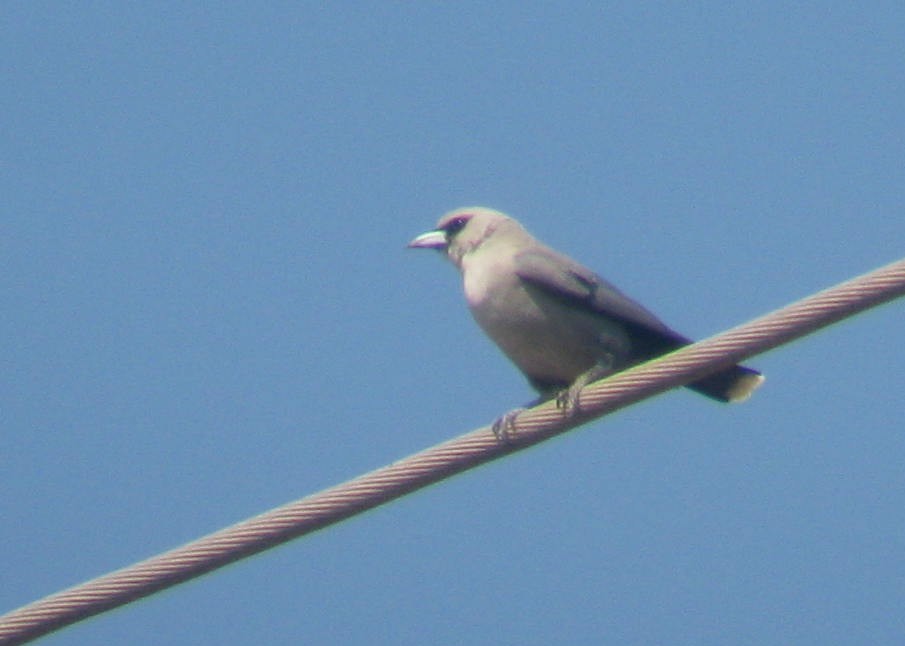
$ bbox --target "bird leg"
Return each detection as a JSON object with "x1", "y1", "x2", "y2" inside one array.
[
  {"x1": 491, "y1": 393, "x2": 555, "y2": 442},
  {"x1": 556, "y1": 357, "x2": 615, "y2": 417},
  {"x1": 494, "y1": 357, "x2": 616, "y2": 441}
]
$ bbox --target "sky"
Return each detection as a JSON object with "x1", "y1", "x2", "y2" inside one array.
[{"x1": 2, "y1": 3, "x2": 904, "y2": 644}]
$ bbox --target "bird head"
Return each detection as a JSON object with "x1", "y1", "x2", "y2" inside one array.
[{"x1": 408, "y1": 207, "x2": 516, "y2": 268}]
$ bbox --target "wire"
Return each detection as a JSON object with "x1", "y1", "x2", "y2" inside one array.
[{"x1": 1, "y1": 257, "x2": 904, "y2": 645}]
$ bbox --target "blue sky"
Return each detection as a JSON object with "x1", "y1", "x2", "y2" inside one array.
[{"x1": 2, "y1": 3, "x2": 904, "y2": 644}]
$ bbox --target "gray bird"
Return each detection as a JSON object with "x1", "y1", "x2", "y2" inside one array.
[{"x1": 408, "y1": 207, "x2": 763, "y2": 422}]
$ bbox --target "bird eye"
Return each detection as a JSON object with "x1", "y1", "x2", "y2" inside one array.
[{"x1": 444, "y1": 216, "x2": 469, "y2": 235}]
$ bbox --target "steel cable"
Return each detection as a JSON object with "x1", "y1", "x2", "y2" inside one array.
[{"x1": 1, "y1": 257, "x2": 903, "y2": 645}]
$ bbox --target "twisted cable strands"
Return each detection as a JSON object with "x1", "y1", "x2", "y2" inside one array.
[{"x1": 1, "y1": 257, "x2": 904, "y2": 645}]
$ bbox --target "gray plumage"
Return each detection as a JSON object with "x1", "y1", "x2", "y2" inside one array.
[{"x1": 409, "y1": 207, "x2": 764, "y2": 409}]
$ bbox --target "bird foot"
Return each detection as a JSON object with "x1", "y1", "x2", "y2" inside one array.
[
  {"x1": 491, "y1": 408, "x2": 525, "y2": 442},
  {"x1": 555, "y1": 359, "x2": 614, "y2": 418},
  {"x1": 555, "y1": 384, "x2": 583, "y2": 417}
]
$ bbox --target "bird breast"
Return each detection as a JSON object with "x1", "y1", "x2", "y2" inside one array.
[{"x1": 461, "y1": 254, "x2": 630, "y2": 384}]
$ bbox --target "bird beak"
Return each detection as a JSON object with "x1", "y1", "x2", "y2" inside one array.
[{"x1": 407, "y1": 229, "x2": 448, "y2": 250}]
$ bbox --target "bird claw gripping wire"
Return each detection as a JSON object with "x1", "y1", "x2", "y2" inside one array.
[{"x1": 491, "y1": 408, "x2": 525, "y2": 442}]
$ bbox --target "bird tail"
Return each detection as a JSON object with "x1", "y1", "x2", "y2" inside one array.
[{"x1": 687, "y1": 365, "x2": 765, "y2": 403}]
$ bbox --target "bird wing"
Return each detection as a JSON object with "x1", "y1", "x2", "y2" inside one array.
[{"x1": 514, "y1": 246, "x2": 689, "y2": 346}]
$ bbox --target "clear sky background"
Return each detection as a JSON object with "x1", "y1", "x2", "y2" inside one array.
[{"x1": 2, "y1": 4, "x2": 904, "y2": 645}]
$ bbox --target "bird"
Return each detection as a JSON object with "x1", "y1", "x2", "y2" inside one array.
[{"x1": 408, "y1": 207, "x2": 764, "y2": 430}]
